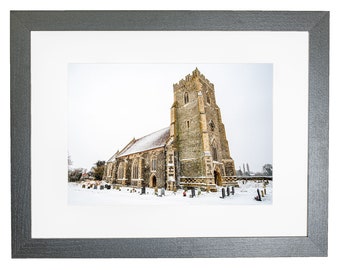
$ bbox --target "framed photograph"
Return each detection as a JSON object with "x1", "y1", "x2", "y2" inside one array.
[{"x1": 11, "y1": 11, "x2": 329, "y2": 258}]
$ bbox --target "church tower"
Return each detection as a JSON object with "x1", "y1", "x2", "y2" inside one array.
[{"x1": 171, "y1": 68, "x2": 235, "y2": 191}]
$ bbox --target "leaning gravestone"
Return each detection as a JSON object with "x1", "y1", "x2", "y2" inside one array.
[{"x1": 255, "y1": 188, "x2": 262, "y2": 201}]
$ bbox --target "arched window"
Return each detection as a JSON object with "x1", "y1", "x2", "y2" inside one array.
[
  {"x1": 184, "y1": 92, "x2": 189, "y2": 104},
  {"x1": 107, "y1": 163, "x2": 112, "y2": 177},
  {"x1": 151, "y1": 157, "x2": 157, "y2": 171},
  {"x1": 132, "y1": 160, "x2": 139, "y2": 179},
  {"x1": 117, "y1": 163, "x2": 124, "y2": 179},
  {"x1": 209, "y1": 120, "x2": 215, "y2": 131},
  {"x1": 212, "y1": 141, "x2": 218, "y2": 161}
]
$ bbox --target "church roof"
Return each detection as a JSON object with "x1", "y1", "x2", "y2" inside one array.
[
  {"x1": 107, "y1": 150, "x2": 119, "y2": 163},
  {"x1": 117, "y1": 127, "x2": 170, "y2": 157}
]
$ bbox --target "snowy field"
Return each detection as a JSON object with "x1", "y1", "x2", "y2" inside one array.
[{"x1": 68, "y1": 181, "x2": 272, "y2": 206}]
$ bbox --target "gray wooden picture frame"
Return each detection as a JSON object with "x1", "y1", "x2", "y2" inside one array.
[{"x1": 10, "y1": 11, "x2": 329, "y2": 258}]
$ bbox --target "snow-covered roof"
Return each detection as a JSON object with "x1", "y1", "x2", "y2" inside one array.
[
  {"x1": 107, "y1": 150, "x2": 120, "y2": 163},
  {"x1": 117, "y1": 127, "x2": 170, "y2": 157}
]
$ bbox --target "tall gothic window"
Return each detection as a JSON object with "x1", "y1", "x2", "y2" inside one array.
[
  {"x1": 117, "y1": 163, "x2": 124, "y2": 179},
  {"x1": 151, "y1": 157, "x2": 157, "y2": 171},
  {"x1": 184, "y1": 92, "x2": 189, "y2": 104},
  {"x1": 107, "y1": 163, "x2": 112, "y2": 177},
  {"x1": 212, "y1": 141, "x2": 218, "y2": 161},
  {"x1": 132, "y1": 160, "x2": 139, "y2": 179}
]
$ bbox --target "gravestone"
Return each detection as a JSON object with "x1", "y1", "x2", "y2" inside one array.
[
  {"x1": 226, "y1": 187, "x2": 230, "y2": 196},
  {"x1": 220, "y1": 188, "x2": 226, "y2": 199},
  {"x1": 161, "y1": 188, "x2": 165, "y2": 197},
  {"x1": 231, "y1": 186, "x2": 235, "y2": 195},
  {"x1": 191, "y1": 188, "x2": 196, "y2": 198},
  {"x1": 254, "y1": 188, "x2": 262, "y2": 201}
]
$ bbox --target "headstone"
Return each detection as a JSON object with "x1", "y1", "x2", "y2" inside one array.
[
  {"x1": 264, "y1": 188, "x2": 267, "y2": 195},
  {"x1": 220, "y1": 188, "x2": 226, "y2": 199},
  {"x1": 94, "y1": 185, "x2": 97, "y2": 190},
  {"x1": 226, "y1": 187, "x2": 230, "y2": 196},
  {"x1": 231, "y1": 186, "x2": 235, "y2": 195},
  {"x1": 255, "y1": 188, "x2": 262, "y2": 201},
  {"x1": 191, "y1": 188, "x2": 195, "y2": 198},
  {"x1": 161, "y1": 188, "x2": 165, "y2": 197},
  {"x1": 261, "y1": 190, "x2": 264, "y2": 197},
  {"x1": 140, "y1": 186, "x2": 146, "y2": 195},
  {"x1": 100, "y1": 185, "x2": 104, "y2": 190}
]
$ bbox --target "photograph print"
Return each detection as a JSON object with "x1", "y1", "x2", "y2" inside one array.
[{"x1": 67, "y1": 64, "x2": 273, "y2": 205}]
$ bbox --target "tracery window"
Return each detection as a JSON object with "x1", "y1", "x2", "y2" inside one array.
[
  {"x1": 117, "y1": 163, "x2": 124, "y2": 179},
  {"x1": 132, "y1": 159, "x2": 139, "y2": 179},
  {"x1": 107, "y1": 163, "x2": 112, "y2": 177},
  {"x1": 151, "y1": 157, "x2": 157, "y2": 172}
]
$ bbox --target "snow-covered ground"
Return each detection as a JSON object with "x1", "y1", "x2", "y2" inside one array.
[{"x1": 68, "y1": 181, "x2": 272, "y2": 206}]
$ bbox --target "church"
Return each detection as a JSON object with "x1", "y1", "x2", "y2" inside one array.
[{"x1": 103, "y1": 68, "x2": 236, "y2": 191}]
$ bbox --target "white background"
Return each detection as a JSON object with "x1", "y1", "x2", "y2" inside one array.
[
  {"x1": 1, "y1": 0, "x2": 339, "y2": 269},
  {"x1": 31, "y1": 31, "x2": 307, "y2": 238}
]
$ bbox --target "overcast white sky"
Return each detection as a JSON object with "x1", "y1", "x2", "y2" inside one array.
[{"x1": 68, "y1": 64, "x2": 272, "y2": 173}]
